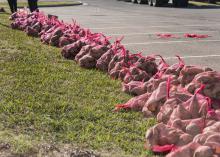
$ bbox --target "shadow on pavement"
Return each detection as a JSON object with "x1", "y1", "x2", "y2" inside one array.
[
  {"x1": 162, "y1": 3, "x2": 220, "y2": 9},
  {"x1": 118, "y1": 0, "x2": 220, "y2": 9},
  {"x1": 17, "y1": 2, "x2": 82, "y2": 9},
  {"x1": 187, "y1": 4, "x2": 220, "y2": 9}
]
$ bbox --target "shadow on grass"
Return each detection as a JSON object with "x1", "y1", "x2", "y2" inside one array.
[
  {"x1": 0, "y1": 22, "x2": 10, "y2": 28},
  {"x1": 0, "y1": 12, "x2": 10, "y2": 28},
  {"x1": 0, "y1": 11, "x2": 10, "y2": 15}
]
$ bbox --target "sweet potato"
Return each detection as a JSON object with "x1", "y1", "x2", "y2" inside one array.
[
  {"x1": 145, "y1": 123, "x2": 184, "y2": 149},
  {"x1": 88, "y1": 45, "x2": 108, "y2": 60},
  {"x1": 122, "y1": 81, "x2": 146, "y2": 95},
  {"x1": 203, "y1": 122, "x2": 220, "y2": 133},
  {"x1": 75, "y1": 45, "x2": 93, "y2": 62},
  {"x1": 170, "y1": 117, "x2": 210, "y2": 135},
  {"x1": 176, "y1": 134, "x2": 193, "y2": 146},
  {"x1": 185, "y1": 123, "x2": 201, "y2": 137},
  {"x1": 205, "y1": 134, "x2": 220, "y2": 144},
  {"x1": 134, "y1": 56, "x2": 158, "y2": 76},
  {"x1": 96, "y1": 49, "x2": 114, "y2": 72},
  {"x1": 59, "y1": 36, "x2": 75, "y2": 47},
  {"x1": 190, "y1": 71, "x2": 220, "y2": 99},
  {"x1": 61, "y1": 40, "x2": 85, "y2": 59},
  {"x1": 25, "y1": 26, "x2": 39, "y2": 37},
  {"x1": 157, "y1": 98, "x2": 180, "y2": 124},
  {"x1": 193, "y1": 132, "x2": 217, "y2": 145},
  {"x1": 164, "y1": 56, "x2": 185, "y2": 76},
  {"x1": 204, "y1": 142, "x2": 220, "y2": 155},
  {"x1": 143, "y1": 81, "x2": 167, "y2": 113},
  {"x1": 169, "y1": 103, "x2": 192, "y2": 122},
  {"x1": 166, "y1": 142, "x2": 200, "y2": 157},
  {"x1": 78, "y1": 54, "x2": 96, "y2": 69},
  {"x1": 193, "y1": 146, "x2": 213, "y2": 157},
  {"x1": 114, "y1": 92, "x2": 151, "y2": 111},
  {"x1": 109, "y1": 62, "x2": 124, "y2": 79},
  {"x1": 121, "y1": 67, "x2": 150, "y2": 83},
  {"x1": 108, "y1": 49, "x2": 129, "y2": 73},
  {"x1": 178, "y1": 65, "x2": 209, "y2": 87}
]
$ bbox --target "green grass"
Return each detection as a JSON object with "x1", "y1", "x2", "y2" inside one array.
[
  {"x1": 0, "y1": 1, "x2": 81, "y2": 9},
  {"x1": 0, "y1": 13, "x2": 156, "y2": 156}
]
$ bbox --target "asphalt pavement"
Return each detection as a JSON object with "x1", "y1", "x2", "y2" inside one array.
[{"x1": 6, "y1": 0, "x2": 220, "y2": 70}]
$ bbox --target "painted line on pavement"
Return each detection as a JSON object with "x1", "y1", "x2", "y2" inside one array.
[
  {"x1": 108, "y1": 31, "x2": 217, "y2": 36},
  {"x1": 150, "y1": 24, "x2": 220, "y2": 28},
  {"x1": 123, "y1": 39, "x2": 220, "y2": 46},
  {"x1": 91, "y1": 24, "x2": 220, "y2": 30},
  {"x1": 163, "y1": 55, "x2": 220, "y2": 60}
]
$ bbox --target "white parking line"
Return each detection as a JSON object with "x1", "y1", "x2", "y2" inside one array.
[
  {"x1": 91, "y1": 24, "x2": 220, "y2": 30},
  {"x1": 150, "y1": 24, "x2": 220, "y2": 28},
  {"x1": 109, "y1": 31, "x2": 217, "y2": 36},
  {"x1": 123, "y1": 39, "x2": 220, "y2": 46},
  {"x1": 89, "y1": 20, "x2": 172, "y2": 24},
  {"x1": 163, "y1": 55, "x2": 220, "y2": 60}
]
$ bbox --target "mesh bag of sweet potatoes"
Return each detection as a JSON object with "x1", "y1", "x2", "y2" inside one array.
[{"x1": 115, "y1": 56, "x2": 220, "y2": 157}]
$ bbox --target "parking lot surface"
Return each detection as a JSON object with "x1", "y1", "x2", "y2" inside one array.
[{"x1": 40, "y1": 0, "x2": 220, "y2": 70}]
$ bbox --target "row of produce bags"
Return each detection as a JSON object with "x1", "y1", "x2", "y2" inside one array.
[{"x1": 10, "y1": 10, "x2": 220, "y2": 157}]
